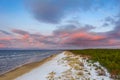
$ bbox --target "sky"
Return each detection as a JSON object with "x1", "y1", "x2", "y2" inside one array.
[{"x1": 0, "y1": 0, "x2": 120, "y2": 49}]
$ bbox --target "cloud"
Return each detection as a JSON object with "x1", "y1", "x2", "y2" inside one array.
[
  {"x1": 1, "y1": 20, "x2": 120, "y2": 49},
  {"x1": 11, "y1": 29, "x2": 58, "y2": 48},
  {"x1": 0, "y1": 37, "x2": 12, "y2": 41},
  {"x1": 104, "y1": 14, "x2": 120, "y2": 39},
  {"x1": 12, "y1": 29, "x2": 29, "y2": 35},
  {"x1": 52, "y1": 24, "x2": 105, "y2": 47},
  {"x1": 0, "y1": 37, "x2": 12, "y2": 48},
  {"x1": 53, "y1": 23, "x2": 95, "y2": 35},
  {"x1": 53, "y1": 24, "x2": 107, "y2": 47},
  {"x1": 52, "y1": 22, "x2": 120, "y2": 48},
  {"x1": 0, "y1": 44, "x2": 5, "y2": 48},
  {"x1": 57, "y1": 16, "x2": 120, "y2": 48},
  {"x1": 53, "y1": 24, "x2": 77, "y2": 35},
  {"x1": 0, "y1": 30, "x2": 11, "y2": 35},
  {"x1": 27, "y1": 0, "x2": 100, "y2": 23}
]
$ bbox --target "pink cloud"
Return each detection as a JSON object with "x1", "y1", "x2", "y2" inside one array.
[
  {"x1": 22, "y1": 34, "x2": 30, "y2": 40},
  {"x1": 68, "y1": 31, "x2": 106, "y2": 41},
  {"x1": 0, "y1": 44, "x2": 5, "y2": 48},
  {"x1": 0, "y1": 37, "x2": 12, "y2": 41},
  {"x1": 70, "y1": 32, "x2": 88, "y2": 38},
  {"x1": 90, "y1": 35, "x2": 106, "y2": 40},
  {"x1": 0, "y1": 24, "x2": 120, "y2": 49}
]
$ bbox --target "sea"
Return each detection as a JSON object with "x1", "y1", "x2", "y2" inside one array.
[{"x1": 0, "y1": 50, "x2": 62, "y2": 75}]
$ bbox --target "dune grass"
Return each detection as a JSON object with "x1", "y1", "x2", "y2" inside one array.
[{"x1": 70, "y1": 49, "x2": 120, "y2": 77}]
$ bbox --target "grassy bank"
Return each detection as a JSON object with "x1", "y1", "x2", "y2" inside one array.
[{"x1": 70, "y1": 49, "x2": 120, "y2": 77}]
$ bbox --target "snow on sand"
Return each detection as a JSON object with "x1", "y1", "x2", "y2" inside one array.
[{"x1": 15, "y1": 51, "x2": 113, "y2": 80}]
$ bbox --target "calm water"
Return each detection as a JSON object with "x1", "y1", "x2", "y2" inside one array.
[{"x1": 0, "y1": 50, "x2": 61, "y2": 75}]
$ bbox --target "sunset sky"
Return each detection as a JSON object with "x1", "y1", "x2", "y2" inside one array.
[{"x1": 0, "y1": 0, "x2": 120, "y2": 49}]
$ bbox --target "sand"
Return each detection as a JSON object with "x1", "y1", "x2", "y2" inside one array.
[{"x1": 0, "y1": 54, "x2": 57, "y2": 80}]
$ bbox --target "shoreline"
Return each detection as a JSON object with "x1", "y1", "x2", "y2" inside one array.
[{"x1": 0, "y1": 54, "x2": 58, "y2": 80}]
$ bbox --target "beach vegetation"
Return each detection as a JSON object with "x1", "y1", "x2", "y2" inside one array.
[{"x1": 70, "y1": 49, "x2": 120, "y2": 78}]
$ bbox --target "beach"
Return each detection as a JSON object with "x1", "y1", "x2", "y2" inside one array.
[
  {"x1": 0, "y1": 51, "x2": 113, "y2": 80},
  {"x1": 0, "y1": 54, "x2": 57, "y2": 80}
]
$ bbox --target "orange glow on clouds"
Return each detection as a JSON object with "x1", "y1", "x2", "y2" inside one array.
[
  {"x1": 90, "y1": 35, "x2": 105, "y2": 40},
  {"x1": 22, "y1": 34, "x2": 29, "y2": 40}
]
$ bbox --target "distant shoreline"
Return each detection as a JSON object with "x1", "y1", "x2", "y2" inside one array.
[{"x1": 0, "y1": 54, "x2": 58, "y2": 80}]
